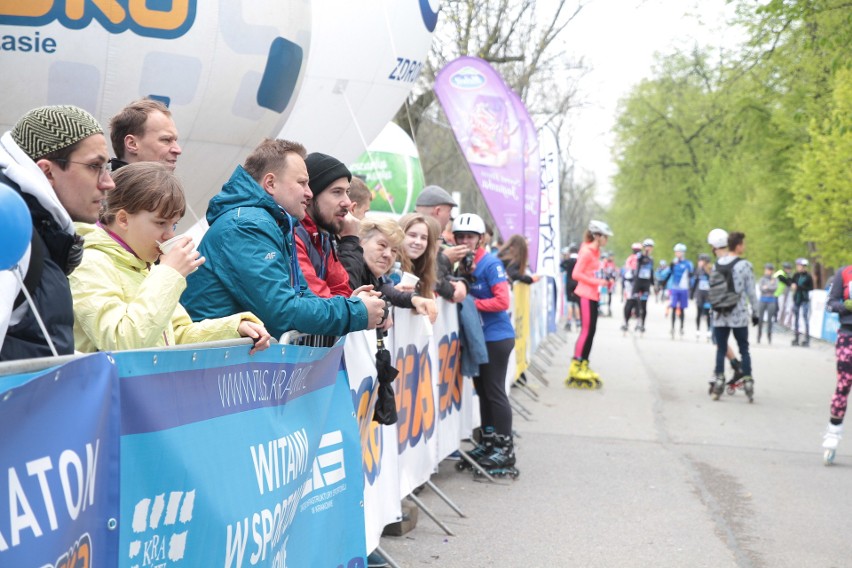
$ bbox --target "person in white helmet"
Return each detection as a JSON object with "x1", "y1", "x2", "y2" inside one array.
[
  {"x1": 566, "y1": 220, "x2": 613, "y2": 388},
  {"x1": 631, "y1": 238, "x2": 656, "y2": 333},
  {"x1": 452, "y1": 213, "x2": 517, "y2": 476},
  {"x1": 668, "y1": 243, "x2": 694, "y2": 338},
  {"x1": 707, "y1": 229, "x2": 759, "y2": 402}
]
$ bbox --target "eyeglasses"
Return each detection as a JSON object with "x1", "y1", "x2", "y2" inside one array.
[{"x1": 51, "y1": 159, "x2": 112, "y2": 178}]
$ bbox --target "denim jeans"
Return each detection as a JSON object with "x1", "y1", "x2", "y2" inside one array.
[
  {"x1": 794, "y1": 301, "x2": 811, "y2": 339},
  {"x1": 714, "y1": 326, "x2": 751, "y2": 375}
]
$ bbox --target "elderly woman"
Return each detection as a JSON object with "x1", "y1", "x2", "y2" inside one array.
[{"x1": 339, "y1": 216, "x2": 437, "y2": 325}]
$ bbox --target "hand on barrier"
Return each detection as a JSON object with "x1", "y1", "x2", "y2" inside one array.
[
  {"x1": 412, "y1": 296, "x2": 438, "y2": 324},
  {"x1": 160, "y1": 237, "x2": 205, "y2": 277},
  {"x1": 451, "y1": 280, "x2": 467, "y2": 303},
  {"x1": 238, "y1": 320, "x2": 272, "y2": 354},
  {"x1": 356, "y1": 289, "x2": 387, "y2": 329}
]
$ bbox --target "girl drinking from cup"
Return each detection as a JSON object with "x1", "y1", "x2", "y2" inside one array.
[{"x1": 70, "y1": 162, "x2": 271, "y2": 353}]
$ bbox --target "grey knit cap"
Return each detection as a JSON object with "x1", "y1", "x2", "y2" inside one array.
[{"x1": 11, "y1": 105, "x2": 103, "y2": 160}]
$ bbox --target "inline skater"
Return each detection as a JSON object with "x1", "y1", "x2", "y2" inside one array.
[
  {"x1": 566, "y1": 220, "x2": 613, "y2": 388},
  {"x1": 821, "y1": 265, "x2": 852, "y2": 465},
  {"x1": 706, "y1": 229, "x2": 758, "y2": 402},
  {"x1": 691, "y1": 253, "x2": 712, "y2": 341},
  {"x1": 655, "y1": 260, "x2": 671, "y2": 302},
  {"x1": 452, "y1": 213, "x2": 517, "y2": 477},
  {"x1": 668, "y1": 243, "x2": 694, "y2": 338},
  {"x1": 621, "y1": 242, "x2": 642, "y2": 333},
  {"x1": 756, "y1": 263, "x2": 778, "y2": 344},
  {"x1": 633, "y1": 238, "x2": 656, "y2": 334}
]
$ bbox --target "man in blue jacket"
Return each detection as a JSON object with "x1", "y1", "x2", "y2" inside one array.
[{"x1": 182, "y1": 138, "x2": 386, "y2": 338}]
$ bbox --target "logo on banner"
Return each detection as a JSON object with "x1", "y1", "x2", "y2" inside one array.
[
  {"x1": 127, "y1": 490, "x2": 196, "y2": 567},
  {"x1": 351, "y1": 377, "x2": 384, "y2": 485},
  {"x1": 0, "y1": 1, "x2": 197, "y2": 40},
  {"x1": 449, "y1": 66, "x2": 486, "y2": 90},
  {"x1": 395, "y1": 343, "x2": 436, "y2": 453},
  {"x1": 418, "y1": 0, "x2": 439, "y2": 32},
  {"x1": 437, "y1": 332, "x2": 463, "y2": 418},
  {"x1": 48, "y1": 532, "x2": 92, "y2": 568}
]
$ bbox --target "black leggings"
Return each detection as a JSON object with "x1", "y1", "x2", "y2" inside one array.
[{"x1": 473, "y1": 338, "x2": 515, "y2": 437}]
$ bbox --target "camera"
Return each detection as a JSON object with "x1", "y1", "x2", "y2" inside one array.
[{"x1": 460, "y1": 251, "x2": 475, "y2": 274}]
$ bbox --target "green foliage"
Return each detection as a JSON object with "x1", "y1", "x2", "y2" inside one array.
[{"x1": 609, "y1": 0, "x2": 852, "y2": 269}]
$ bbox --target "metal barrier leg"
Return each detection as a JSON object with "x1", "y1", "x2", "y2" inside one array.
[
  {"x1": 509, "y1": 393, "x2": 533, "y2": 417},
  {"x1": 509, "y1": 397, "x2": 532, "y2": 421},
  {"x1": 374, "y1": 546, "x2": 403, "y2": 568},
  {"x1": 526, "y1": 363, "x2": 550, "y2": 386},
  {"x1": 406, "y1": 493, "x2": 455, "y2": 536},
  {"x1": 515, "y1": 379, "x2": 540, "y2": 400},
  {"x1": 426, "y1": 480, "x2": 466, "y2": 518}
]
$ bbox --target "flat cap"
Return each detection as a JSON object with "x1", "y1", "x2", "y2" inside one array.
[{"x1": 415, "y1": 185, "x2": 457, "y2": 207}]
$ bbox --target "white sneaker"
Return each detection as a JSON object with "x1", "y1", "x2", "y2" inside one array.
[{"x1": 823, "y1": 423, "x2": 843, "y2": 450}]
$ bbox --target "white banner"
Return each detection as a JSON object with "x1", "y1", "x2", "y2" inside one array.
[
  {"x1": 388, "y1": 308, "x2": 440, "y2": 497},
  {"x1": 345, "y1": 330, "x2": 401, "y2": 553},
  {"x1": 536, "y1": 126, "x2": 561, "y2": 277},
  {"x1": 431, "y1": 300, "x2": 464, "y2": 461}
]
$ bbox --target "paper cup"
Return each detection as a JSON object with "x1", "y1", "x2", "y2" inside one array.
[
  {"x1": 400, "y1": 272, "x2": 420, "y2": 287},
  {"x1": 157, "y1": 234, "x2": 191, "y2": 255}
]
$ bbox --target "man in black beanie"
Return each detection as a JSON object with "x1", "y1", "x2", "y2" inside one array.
[{"x1": 295, "y1": 152, "x2": 358, "y2": 298}]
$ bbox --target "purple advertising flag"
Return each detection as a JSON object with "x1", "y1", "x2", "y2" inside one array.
[
  {"x1": 434, "y1": 56, "x2": 526, "y2": 242},
  {"x1": 510, "y1": 90, "x2": 541, "y2": 270}
]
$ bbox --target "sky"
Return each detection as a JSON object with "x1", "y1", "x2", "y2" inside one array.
[{"x1": 559, "y1": 0, "x2": 744, "y2": 204}]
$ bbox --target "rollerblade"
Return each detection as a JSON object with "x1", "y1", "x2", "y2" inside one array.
[
  {"x1": 734, "y1": 375, "x2": 755, "y2": 403},
  {"x1": 565, "y1": 359, "x2": 601, "y2": 389},
  {"x1": 791, "y1": 335, "x2": 799, "y2": 347},
  {"x1": 456, "y1": 428, "x2": 494, "y2": 471},
  {"x1": 709, "y1": 373, "x2": 725, "y2": 401},
  {"x1": 564, "y1": 321, "x2": 572, "y2": 332},
  {"x1": 725, "y1": 360, "x2": 745, "y2": 396},
  {"x1": 823, "y1": 423, "x2": 843, "y2": 465},
  {"x1": 474, "y1": 434, "x2": 519, "y2": 479},
  {"x1": 621, "y1": 323, "x2": 629, "y2": 336}
]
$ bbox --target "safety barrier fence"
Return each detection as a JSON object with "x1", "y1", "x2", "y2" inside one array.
[{"x1": 0, "y1": 278, "x2": 559, "y2": 567}]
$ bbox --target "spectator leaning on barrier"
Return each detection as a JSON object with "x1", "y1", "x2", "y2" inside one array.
[
  {"x1": 70, "y1": 162, "x2": 271, "y2": 353},
  {"x1": 295, "y1": 152, "x2": 356, "y2": 299},
  {"x1": 109, "y1": 98, "x2": 181, "y2": 171},
  {"x1": 397, "y1": 213, "x2": 440, "y2": 299},
  {"x1": 339, "y1": 216, "x2": 437, "y2": 327},
  {"x1": 180, "y1": 138, "x2": 386, "y2": 338},
  {"x1": 0, "y1": 105, "x2": 116, "y2": 360}
]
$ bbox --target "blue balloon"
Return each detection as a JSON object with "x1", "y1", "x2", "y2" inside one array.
[{"x1": 0, "y1": 183, "x2": 32, "y2": 271}]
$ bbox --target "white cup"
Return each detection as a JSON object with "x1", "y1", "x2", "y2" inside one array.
[
  {"x1": 157, "y1": 234, "x2": 192, "y2": 255},
  {"x1": 400, "y1": 272, "x2": 420, "y2": 288}
]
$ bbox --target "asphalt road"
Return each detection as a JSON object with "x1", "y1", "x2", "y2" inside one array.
[{"x1": 377, "y1": 299, "x2": 850, "y2": 568}]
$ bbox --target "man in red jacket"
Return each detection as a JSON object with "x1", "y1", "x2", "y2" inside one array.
[{"x1": 296, "y1": 152, "x2": 358, "y2": 298}]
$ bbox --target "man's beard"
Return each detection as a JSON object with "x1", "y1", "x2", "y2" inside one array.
[{"x1": 311, "y1": 205, "x2": 342, "y2": 235}]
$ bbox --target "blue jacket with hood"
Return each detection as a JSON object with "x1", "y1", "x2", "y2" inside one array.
[{"x1": 181, "y1": 166, "x2": 368, "y2": 338}]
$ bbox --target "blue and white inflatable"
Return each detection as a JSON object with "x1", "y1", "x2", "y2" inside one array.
[{"x1": 0, "y1": 0, "x2": 440, "y2": 220}]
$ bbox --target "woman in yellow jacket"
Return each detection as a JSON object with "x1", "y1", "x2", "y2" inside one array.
[
  {"x1": 566, "y1": 220, "x2": 613, "y2": 389},
  {"x1": 70, "y1": 162, "x2": 271, "y2": 353}
]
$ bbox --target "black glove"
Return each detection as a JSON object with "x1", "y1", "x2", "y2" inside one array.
[{"x1": 751, "y1": 314, "x2": 759, "y2": 326}]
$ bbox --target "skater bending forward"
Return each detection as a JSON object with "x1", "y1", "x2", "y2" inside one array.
[
  {"x1": 821, "y1": 265, "x2": 852, "y2": 465},
  {"x1": 567, "y1": 220, "x2": 613, "y2": 388}
]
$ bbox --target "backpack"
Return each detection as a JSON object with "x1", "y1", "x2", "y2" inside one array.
[{"x1": 708, "y1": 258, "x2": 742, "y2": 313}]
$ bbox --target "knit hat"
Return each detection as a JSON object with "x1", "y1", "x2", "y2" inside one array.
[
  {"x1": 416, "y1": 184, "x2": 457, "y2": 207},
  {"x1": 12, "y1": 105, "x2": 103, "y2": 161},
  {"x1": 305, "y1": 152, "x2": 351, "y2": 196}
]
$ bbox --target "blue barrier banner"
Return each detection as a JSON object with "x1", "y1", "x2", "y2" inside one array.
[
  {"x1": 0, "y1": 353, "x2": 120, "y2": 568},
  {"x1": 114, "y1": 340, "x2": 366, "y2": 568}
]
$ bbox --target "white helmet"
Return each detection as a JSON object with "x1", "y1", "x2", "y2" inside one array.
[
  {"x1": 796, "y1": 257, "x2": 809, "y2": 266},
  {"x1": 452, "y1": 213, "x2": 486, "y2": 235},
  {"x1": 642, "y1": 238, "x2": 655, "y2": 247},
  {"x1": 588, "y1": 219, "x2": 613, "y2": 236},
  {"x1": 674, "y1": 243, "x2": 687, "y2": 253},
  {"x1": 631, "y1": 242, "x2": 642, "y2": 251},
  {"x1": 707, "y1": 228, "x2": 728, "y2": 249}
]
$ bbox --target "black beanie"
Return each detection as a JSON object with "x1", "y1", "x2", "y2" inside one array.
[{"x1": 305, "y1": 152, "x2": 352, "y2": 196}]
